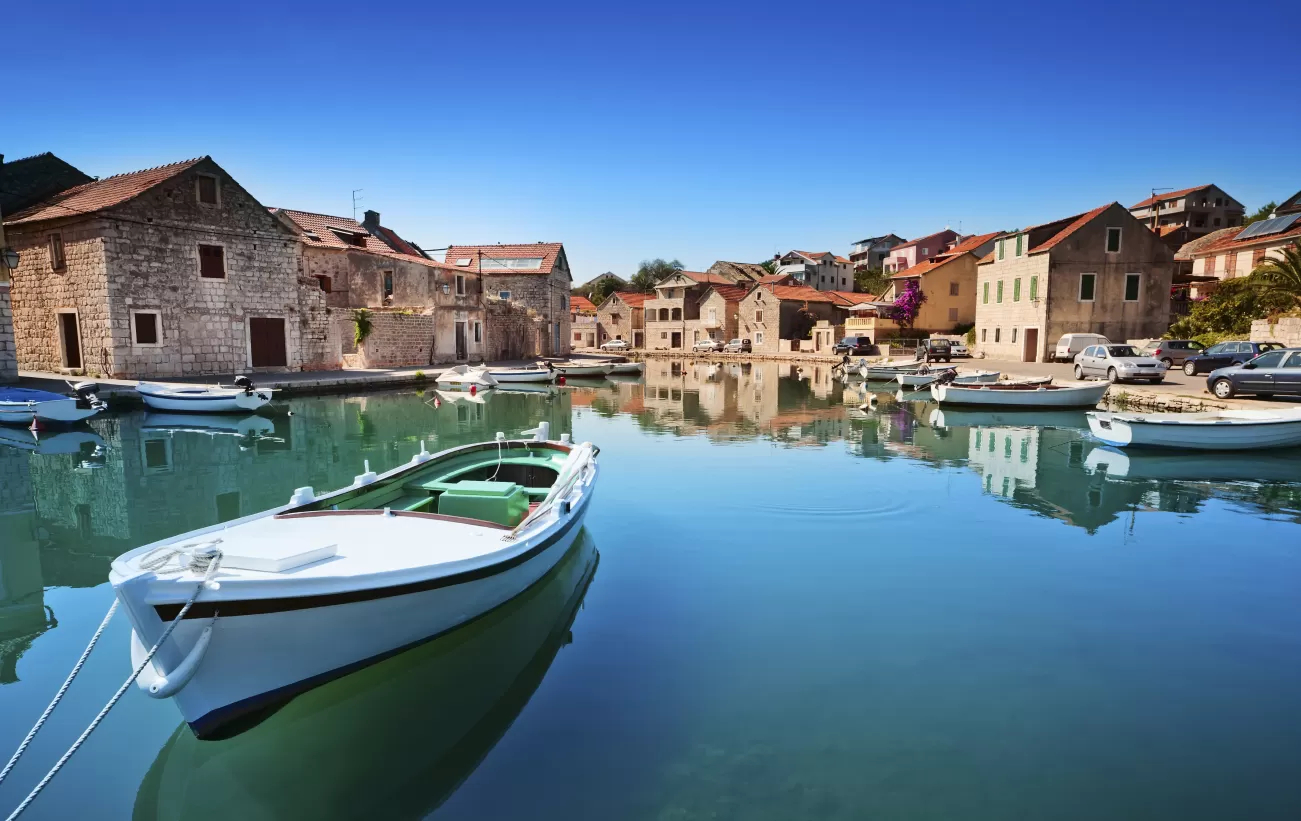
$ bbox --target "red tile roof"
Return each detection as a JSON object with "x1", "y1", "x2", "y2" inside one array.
[
  {"x1": 761, "y1": 284, "x2": 839, "y2": 304},
  {"x1": 827, "y1": 290, "x2": 876, "y2": 305},
  {"x1": 892, "y1": 231, "x2": 1000, "y2": 278},
  {"x1": 759, "y1": 272, "x2": 797, "y2": 284},
  {"x1": 678, "y1": 270, "x2": 733, "y2": 285},
  {"x1": 889, "y1": 258, "x2": 948, "y2": 279},
  {"x1": 608, "y1": 291, "x2": 652, "y2": 307},
  {"x1": 707, "y1": 284, "x2": 751, "y2": 302},
  {"x1": 1189, "y1": 222, "x2": 1301, "y2": 257},
  {"x1": 6, "y1": 157, "x2": 206, "y2": 224},
  {"x1": 1029, "y1": 204, "x2": 1113, "y2": 254},
  {"x1": 833, "y1": 255, "x2": 851, "y2": 264},
  {"x1": 889, "y1": 229, "x2": 955, "y2": 251},
  {"x1": 1158, "y1": 224, "x2": 1185, "y2": 237},
  {"x1": 274, "y1": 208, "x2": 460, "y2": 270},
  {"x1": 444, "y1": 243, "x2": 564, "y2": 276},
  {"x1": 371, "y1": 224, "x2": 424, "y2": 257},
  {"x1": 1131, "y1": 185, "x2": 1211, "y2": 209},
  {"x1": 935, "y1": 230, "x2": 1000, "y2": 258},
  {"x1": 570, "y1": 295, "x2": 597, "y2": 313}
]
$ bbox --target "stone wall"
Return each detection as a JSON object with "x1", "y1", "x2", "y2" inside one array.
[
  {"x1": 484, "y1": 271, "x2": 569, "y2": 357},
  {"x1": 1252, "y1": 317, "x2": 1301, "y2": 347},
  {"x1": 296, "y1": 276, "x2": 341, "y2": 370},
  {"x1": 354, "y1": 309, "x2": 438, "y2": 368},
  {"x1": 0, "y1": 286, "x2": 17, "y2": 381},
  {"x1": 484, "y1": 300, "x2": 544, "y2": 361}
]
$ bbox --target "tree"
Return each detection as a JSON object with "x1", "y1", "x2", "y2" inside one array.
[
  {"x1": 891, "y1": 281, "x2": 927, "y2": 330},
  {"x1": 1168, "y1": 274, "x2": 1294, "y2": 341},
  {"x1": 790, "y1": 308, "x2": 817, "y2": 340},
  {"x1": 1249, "y1": 241, "x2": 1301, "y2": 308},
  {"x1": 629, "y1": 258, "x2": 683, "y2": 292},
  {"x1": 759, "y1": 259, "x2": 778, "y2": 275},
  {"x1": 1243, "y1": 202, "x2": 1278, "y2": 227},
  {"x1": 589, "y1": 276, "x2": 619, "y2": 305},
  {"x1": 855, "y1": 267, "x2": 890, "y2": 297}
]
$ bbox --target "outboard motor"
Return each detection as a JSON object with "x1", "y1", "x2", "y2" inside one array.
[
  {"x1": 233, "y1": 375, "x2": 255, "y2": 394},
  {"x1": 71, "y1": 381, "x2": 107, "y2": 410},
  {"x1": 932, "y1": 369, "x2": 959, "y2": 386}
]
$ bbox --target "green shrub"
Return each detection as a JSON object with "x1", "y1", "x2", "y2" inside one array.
[
  {"x1": 1166, "y1": 277, "x2": 1292, "y2": 340},
  {"x1": 413, "y1": 370, "x2": 426, "y2": 380},
  {"x1": 353, "y1": 309, "x2": 373, "y2": 346}
]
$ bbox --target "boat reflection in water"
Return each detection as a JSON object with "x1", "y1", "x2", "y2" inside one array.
[
  {"x1": 141, "y1": 413, "x2": 280, "y2": 450},
  {"x1": 133, "y1": 530, "x2": 599, "y2": 820},
  {"x1": 1085, "y1": 446, "x2": 1301, "y2": 483}
]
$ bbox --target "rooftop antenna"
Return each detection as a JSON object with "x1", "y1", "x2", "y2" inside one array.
[
  {"x1": 351, "y1": 189, "x2": 364, "y2": 221},
  {"x1": 1147, "y1": 187, "x2": 1174, "y2": 230}
]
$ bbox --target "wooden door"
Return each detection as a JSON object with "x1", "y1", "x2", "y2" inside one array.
[
  {"x1": 249, "y1": 317, "x2": 287, "y2": 368},
  {"x1": 58, "y1": 312, "x2": 82, "y2": 369},
  {"x1": 1022, "y1": 328, "x2": 1039, "y2": 362},
  {"x1": 455, "y1": 322, "x2": 468, "y2": 361}
]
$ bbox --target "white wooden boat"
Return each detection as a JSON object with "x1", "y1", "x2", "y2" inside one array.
[
  {"x1": 896, "y1": 369, "x2": 999, "y2": 388},
  {"x1": 860, "y1": 361, "x2": 923, "y2": 381},
  {"x1": 137, "y1": 377, "x2": 273, "y2": 413},
  {"x1": 604, "y1": 361, "x2": 644, "y2": 376},
  {"x1": 109, "y1": 424, "x2": 598, "y2": 738},
  {"x1": 547, "y1": 361, "x2": 614, "y2": 377},
  {"x1": 1086, "y1": 408, "x2": 1301, "y2": 450},
  {"x1": 931, "y1": 381, "x2": 1109, "y2": 408},
  {"x1": 0, "y1": 383, "x2": 107, "y2": 425},
  {"x1": 1084, "y1": 446, "x2": 1301, "y2": 482},
  {"x1": 435, "y1": 365, "x2": 497, "y2": 390},
  {"x1": 482, "y1": 365, "x2": 554, "y2": 384}
]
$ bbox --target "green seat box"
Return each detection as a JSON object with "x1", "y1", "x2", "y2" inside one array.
[{"x1": 437, "y1": 481, "x2": 529, "y2": 527}]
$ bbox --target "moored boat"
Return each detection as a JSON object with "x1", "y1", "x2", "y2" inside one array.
[
  {"x1": 931, "y1": 381, "x2": 1109, "y2": 408},
  {"x1": 1086, "y1": 407, "x2": 1301, "y2": 450},
  {"x1": 896, "y1": 369, "x2": 999, "y2": 388},
  {"x1": 860, "y1": 360, "x2": 924, "y2": 381},
  {"x1": 482, "y1": 365, "x2": 554, "y2": 384},
  {"x1": 109, "y1": 423, "x2": 598, "y2": 738},
  {"x1": 547, "y1": 361, "x2": 614, "y2": 377},
  {"x1": 603, "y1": 360, "x2": 644, "y2": 376},
  {"x1": 435, "y1": 365, "x2": 497, "y2": 390},
  {"x1": 0, "y1": 383, "x2": 107, "y2": 426},
  {"x1": 136, "y1": 377, "x2": 273, "y2": 413}
]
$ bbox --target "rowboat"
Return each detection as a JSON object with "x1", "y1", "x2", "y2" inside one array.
[
  {"x1": 482, "y1": 365, "x2": 554, "y2": 384},
  {"x1": 547, "y1": 361, "x2": 613, "y2": 377},
  {"x1": 109, "y1": 423, "x2": 597, "y2": 738},
  {"x1": 1086, "y1": 408, "x2": 1301, "y2": 450},
  {"x1": 604, "y1": 361, "x2": 644, "y2": 376},
  {"x1": 137, "y1": 377, "x2": 273, "y2": 413},
  {"x1": 931, "y1": 381, "x2": 1109, "y2": 408},
  {"x1": 435, "y1": 365, "x2": 497, "y2": 390},
  {"x1": 1085, "y1": 446, "x2": 1301, "y2": 482},
  {"x1": 860, "y1": 361, "x2": 923, "y2": 381},
  {"x1": 0, "y1": 383, "x2": 107, "y2": 426},
  {"x1": 928, "y1": 407, "x2": 1089, "y2": 430},
  {"x1": 133, "y1": 532, "x2": 598, "y2": 813},
  {"x1": 896, "y1": 369, "x2": 999, "y2": 388}
]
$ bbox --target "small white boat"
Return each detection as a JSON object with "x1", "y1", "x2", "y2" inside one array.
[
  {"x1": 860, "y1": 361, "x2": 924, "y2": 381},
  {"x1": 604, "y1": 361, "x2": 644, "y2": 376},
  {"x1": 547, "y1": 361, "x2": 614, "y2": 377},
  {"x1": 109, "y1": 423, "x2": 598, "y2": 738},
  {"x1": 0, "y1": 383, "x2": 107, "y2": 425},
  {"x1": 1086, "y1": 408, "x2": 1301, "y2": 450},
  {"x1": 137, "y1": 377, "x2": 273, "y2": 413},
  {"x1": 932, "y1": 381, "x2": 1109, "y2": 408},
  {"x1": 896, "y1": 369, "x2": 999, "y2": 388},
  {"x1": 435, "y1": 365, "x2": 497, "y2": 390},
  {"x1": 482, "y1": 365, "x2": 554, "y2": 384}
]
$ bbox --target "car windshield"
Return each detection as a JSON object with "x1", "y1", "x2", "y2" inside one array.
[{"x1": 1107, "y1": 345, "x2": 1141, "y2": 357}]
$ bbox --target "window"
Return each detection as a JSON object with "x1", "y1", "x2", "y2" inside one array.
[
  {"x1": 994, "y1": 328, "x2": 1001, "y2": 342},
  {"x1": 315, "y1": 275, "x2": 332, "y2": 293},
  {"x1": 575, "y1": 332, "x2": 583, "y2": 342},
  {"x1": 132, "y1": 311, "x2": 160, "y2": 346},
  {"x1": 1215, "y1": 197, "x2": 1223, "y2": 207},
  {"x1": 996, "y1": 280, "x2": 1003, "y2": 303},
  {"x1": 455, "y1": 274, "x2": 466, "y2": 296},
  {"x1": 921, "y1": 247, "x2": 929, "y2": 256},
  {"x1": 196, "y1": 174, "x2": 219, "y2": 205},
  {"x1": 981, "y1": 328, "x2": 987, "y2": 342},
  {"x1": 1078, "y1": 273, "x2": 1096, "y2": 302},
  {"x1": 983, "y1": 282, "x2": 989, "y2": 304},
  {"x1": 1015, "y1": 234, "x2": 1023, "y2": 256},
  {"x1": 1283, "y1": 352, "x2": 1301, "y2": 369},
  {"x1": 383, "y1": 271, "x2": 394, "y2": 298},
  {"x1": 1013, "y1": 278, "x2": 1021, "y2": 301},
  {"x1": 755, "y1": 310, "x2": 762, "y2": 322},
  {"x1": 49, "y1": 233, "x2": 66, "y2": 270},
  {"x1": 1012, "y1": 328, "x2": 1018, "y2": 343},
  {"x1": 755, "y1": 331, "x2": 764, "y2": 344},
  {"x1": 143, "y1": 438, "x2": 172, "y2": 472},
  {"x1": 198, "y1": 244, "x2": 225, "y2": 278},
  {"x1": 1251, "y1": 351, "x2": 1287, "y2": 369},
  {"x1": 1124, "y1": 273, "x2": 1141, "y2": 302},
  {"x1": 949, "y1": 282, "x2": 959, "y2": 296},
  {"x1": 998, "y1": 240, "x2": 1005, "y2": 260},
  {"x1": 660, "y1": 332, "x2": 667, "y2": 339},
  {"x1": 498, "y1": 290, "x2": 511, "y2": 300},
  {"x1": 1105, "y1": 227, "x2": 1122, "y2": 253},
  {"x1": 1029, "y1": 276, "x2": 1038, "y2": 300},
  {"x1": 1213, "y1": 217, "x2": 1221, "y2": 227},
  {"x1": 474, "y1": 321, "x2": 482, "y2": 343},
  {"x1": 948, "y1": 307, "x2": 958, "y2": 321}
]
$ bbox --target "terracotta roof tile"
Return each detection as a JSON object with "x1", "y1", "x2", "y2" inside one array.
[
  {"x1": 371, "y1": 224, "x2": 424, "y2": 257},
  {"x1": 762, "y1": 284, "x2": 839, "y2": 304},
  {"x1": 1029, "y1": 204, "x2": 1113, "y2": 254},
  {"x1": 707, "y1": 284, "x2": 751, "y2": 302},
  {"x1": 0, "y1": 152, "x2": 94, "y2": 216},
  {"x1": 609, "y1": 291, "x2": 652, "y2": 307},
  {"x1": 1131, "y1": 184, "x2": 1212, "y2": 209},
  {"x1": 827, "y1": 290, "x2": 875, "y2": 305},
  {"x1": 759, "y1": 272, "x2": 797, "y2": 284},
  {"x1": 889, "y1": 229, "x2": 955, "y2": 251},
  {"x1": 570, "y1": 295, "x2": 597, "y2": 313},
  {"x1": 1188, "y1": 222, "x2": 1301, "y2": 257},
  {"x1": 889, "y1": 258, "x2": 947, "y2": 279},
  {"x1": 935, "y1": 230, "x2": 1001, "y2": 258},
  {"x1": 6, "y1": 157, "x2": 207, "y2": 224},
  {"x1": 833, "y1": 255, "x2": 851, "y2": 264},
  {"x1": 444, "y1": 243, "x2": 563, "y2": 276},
  {"x1": 275, "y1": 207, "x2": 460, "y2": 270},
  {"x1": 678, "y1": 270, "x2": 733, "y2": 285}
]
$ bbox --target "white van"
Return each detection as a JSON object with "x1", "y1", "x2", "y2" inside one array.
[{"x1": 1054, "y1": 333, "x2": 1109, "y2": 362}]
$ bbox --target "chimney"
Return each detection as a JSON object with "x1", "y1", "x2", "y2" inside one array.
[{"x1": 362, "y1": 210, "x2": 381, "y2": 230}]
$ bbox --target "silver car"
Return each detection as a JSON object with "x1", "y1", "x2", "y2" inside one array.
[{"x1": 1074, "y1": 344, "x2": 1167, "y2": 384}]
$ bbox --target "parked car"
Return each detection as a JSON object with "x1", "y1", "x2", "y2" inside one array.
[
  {"x1": 833, "y1": 336, "x2": 873, "y2": 355},
  {"x1": 1139, "y1": 339, "x2": 1205, "y2": 368},
  {"x1": 599, "y1": 339, "x2": 630, "y2": 351},
  {"x1": 1207, "y1": 348, "x2": 1301, "y2": 399},
  {"x1": 1181, "y1": 340, "x2": 1279, "y2": 376},
  {"x1": 692, "y1": 338, "x2": 723, "y2": 353},
  {"x1": 951, "y1": 341, "x2": 970, "y2": 357},
  {"x1": 1054, "y1": 333, "x2": 1110, "y2": 362},
  {"x1": 1073, "y1": 344, "x2": 1167, "y2": 383},
  {"x1": 723, "y1": 338, "x2": 752, "y2": 353},
  {"x1": 915, "y1": 338, "x2": 952, "y2": 362}
]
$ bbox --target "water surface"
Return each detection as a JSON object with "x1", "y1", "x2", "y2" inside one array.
[{"x1": 2, "y1": 362, "x2": 1300, "y2": 819}]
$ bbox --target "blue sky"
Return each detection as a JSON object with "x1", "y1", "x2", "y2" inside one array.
[{"x1": 8, "y1": 0, "x2": 1300, "y2": 282}]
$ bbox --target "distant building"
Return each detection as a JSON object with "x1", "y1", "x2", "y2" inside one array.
[
  {"x1": 1129, "y1": 185, "x2": 1244, "y2": 250},
  {"x1": 882, "y1": 229, "x2": 962, "y2": 273},
  {"x1": 571, "y1": 294, "x2": 598, "y2": 349},
  {"x1": 1178, "y1": 198, "x2": 1301, "y2": 284},
  {"x1": 848, "y1": 234, "x2": 905, "y2": 272},
  {"x1": 705, "y1": 260, "x2": 768, "y2": 283},
  {"x1": 596, "y1": 291, "x2": 650, "y2": 348},
  {"x1": 773, "y1": 251, "x2": 854, "y2": 291},
  {"x1": 878, "y1": 231, "x2": 1000, "y2": 336},
  {"x1": 445, "y1": 243, "x2": 573, "y2": 357},
  {"x1": 974, "y1": 203, "x2": 1175, "y2": 362},
  {"x1": 737, "y1": 284, "x2": 844, "y2": 354}
]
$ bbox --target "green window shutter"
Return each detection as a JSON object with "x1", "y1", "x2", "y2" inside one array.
[
  {"x1": 1029, "y1": 276, "x2": 1038, "y2": 300},
  {"x1": 983, "y1": 282, "x2": 989, "y2": 304},
  {"x1": 998, "y1": 240, "x2": 1005, "y2": 260},
  {"x1": 1013, "y1": 278, "x2": 1021, "y2": 301},
  {"x1": 996, "y1": 280, "x2": 1003, "y2": 303},
  {"x1": 1015, "y1": 234, "x2": 1023, "y2": 256}
]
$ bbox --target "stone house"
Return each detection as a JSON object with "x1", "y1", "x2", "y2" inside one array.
[
  {"x1": 271, "y1": 208, "x2": 484, "y2": 365},
  {"x1": 444, "y1": 243, "x2": 572, "y2": 357},
  {"x1": 882, "y1": 229, "x2": 962, "y2": 273},
  {"x1": 570, "y1": 295, "x2": 598, "y2": 349},
  {"x1": 1178, "y1": 198, "x2": 1301, "y2": 284},
  {"x1": 644, "y1": 271, "x2": 735, "y2": 351},
  {"x1": 848, "y1": 234, "x2": 905, "y2": 272},
  {"x1": 1129, "y1": 184, "x2": 1245, "y2": 251},
  {"x1": 973, "y1": 203, "x2": 1175, "y2": 362},
  {"x1": 695, "y1": 284, "x2": 751, "y2": 345},
  {"x1": 879, "y1": 231, "x2": 999, "y2": 335},
  {"x1": 736, "y1": 284, "x2": 843, "y2": 353},
  {"x1": 773, "y1": 251, "x2": 854, "y2": 291},
  {"x1": 705, "y1": 260, "x2": 768, "y2": 283},
  {"x1": 596, "y1": 291, "x2": 649, "y2": 348},
  {"x1": 3, "y1": 156, "x2": 332, "y2": 377}
]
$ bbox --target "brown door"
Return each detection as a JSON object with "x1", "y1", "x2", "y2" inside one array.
[
  {"x1": 455, "y1": 321, "x2": 468, "y2": 361},
  {"x1": 249, "y1": 317, "x2": 287, "y2": 367},
  {"x1": 671, "y1": 332, "x2": 682, "y2": 348},
  {"x1": 1023, "y1": 328, "x2": 1039, "y2": 363},
  {"x1": 58, "y1": 312, "x2": 82, "y2": 369}
]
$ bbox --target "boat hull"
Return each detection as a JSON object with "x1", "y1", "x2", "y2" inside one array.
[
  {"x1": 116, "y1": 486, "x2": 595, "y2": 739},
  {"x1": 932, "y1": 381, "x2": 1109, "y2": 408},
  {"x1": 1086, "y1": 410, "x2": 1301, "y2": 450},
  {"x1": 896, "y1": 370, "x2": 999, "y2": 388},
  {"x1": 605, "y1": 362, "x2": 644, "y2": 375},
  {"x1": 137, "y1": 384, "x2": 273, "y2": 413},
  {"x1": 552, "y1": 364, "x2": 612, "y2": 376},
  {"x1": 485, "y1": 369, "x2": 554, "y2": 384}
]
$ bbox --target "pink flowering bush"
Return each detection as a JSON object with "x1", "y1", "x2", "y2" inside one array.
[{"x1": 892, "y1": 281, "x2": 927, "y2": 330}]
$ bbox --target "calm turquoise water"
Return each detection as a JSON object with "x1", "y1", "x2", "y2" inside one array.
[{"x1": 3, "y1": 361, "x2": 1301, "y2": 819}]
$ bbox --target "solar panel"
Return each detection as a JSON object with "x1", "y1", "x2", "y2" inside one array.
[{"x1": 1237, "y1": 214, "x2": 1301, "y2": 241}]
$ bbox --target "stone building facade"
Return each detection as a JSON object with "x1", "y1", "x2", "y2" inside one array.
[
  {"x1": 596, "y1": 291, "x2": 648, "y2": 348},
  {"x1": 737, "y1": 284, "x2": 843, "y2": 354},
  {"x1": 0, "y1": 286, "x2": 16, "y2": 381},
  {"x1": 445, "y1": 243, "x2": 571, "y2": 358},
  {"x1": 974, "y1": 203, "x2": 1175, "y2": 362},
  {"x1": 4, "y1": 157, "x2": 316, "y2": 377}
]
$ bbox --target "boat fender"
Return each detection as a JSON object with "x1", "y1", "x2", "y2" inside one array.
[
  {"x1": 354, "y1": 460, "x2": 378, "y2": 486},
  {"x1": 288, "y1": 486, "x2": 315, "y2": 506},
  {"x1": 131, "y1": 623, "x2": 215, "y2": 699}
]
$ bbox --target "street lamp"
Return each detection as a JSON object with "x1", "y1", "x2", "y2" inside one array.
[{"x1": 1, "y1": 248, "x2": 18, "y2": 271}]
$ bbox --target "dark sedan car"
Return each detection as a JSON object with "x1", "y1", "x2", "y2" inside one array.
[
  {"x1": 834, "y1": 336, "x2": 873, "y2": 355},
  {"x1": 1182, "y1": 340, "x2": 1279, "y2": 376},
  {"x1": 1206, "y1": 348, "x2": 1301, "y2": 399}
]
